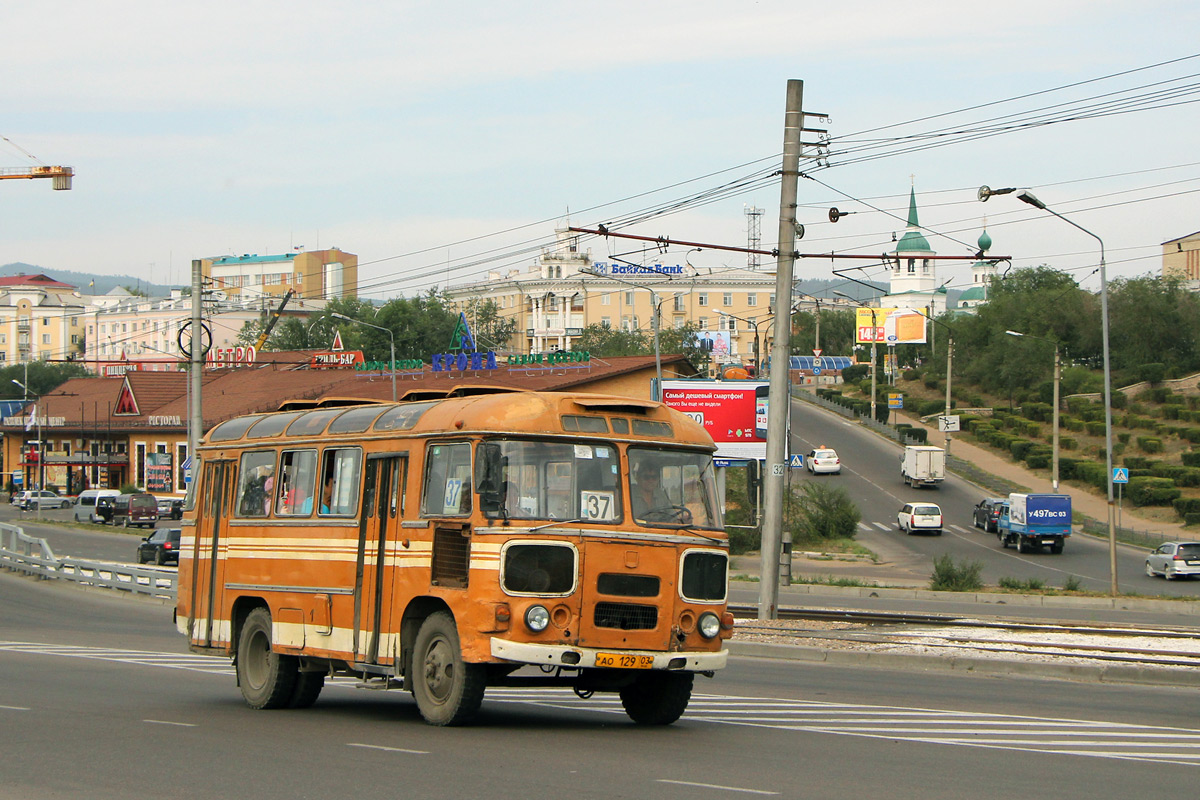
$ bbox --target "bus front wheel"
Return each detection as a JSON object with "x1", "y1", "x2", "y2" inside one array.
[
  {"x1": 620, "y1": 671, "x2": 694, "y2": 725},
  {"x1": 237, "y1": 607, "x2": 297, "y2": 709},
  {"x1": 411, "y1": 611, "x2": 485, "y2": 726}
]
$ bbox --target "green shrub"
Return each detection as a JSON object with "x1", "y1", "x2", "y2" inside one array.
[
  {"x1": 1026, "y1": 452, "x2": 1051, "y2": 469},
  {"x1": 1086, "y1": 421, "x2": 1106, "y2": 436},
  {"x1": 1184, "y1": 429, "x2": 1200, "y2": 444},
  {"x1": 930, "y1": 554, "x2": 984, "y2": 592},
  {"x1": 1127, "y1": 476, "x2": 1182, "y2": 506},
  {"x1": 793, "y1": 481, "x2": 861, "y2": 540},
  {"x1": 1173, "y1": 497, "x2": 1200, "y2": 517},
  {"x1": 901, "y1": 368, "x2": 920, "y2": 381},
  {"x1": 1063, "y1": 576, "x2": 1083, "y2": 592},
  {"x1": 908, "y1": 427, "x2": 929, "y2": 443},
  {"x1": 1182, "y1": 451, "x2": 1200, "y2": 468},
  {"x1": 1010, "y1": 440, "x2": 1035, "y2": 461},
  {"x1": 1164, "y1": 404, "x2": 1186, "y2": 420},
  {"x1": 1186, "y1": 513, "x2": 1200, "y2": 527},
  {"x1": 1137, "y1": 437, "x2": 1164, "y2": 453},
  {"x1": 1064, "y1": 417, "x2": 1085, "y2": 432},
  {"x1": 923, "y1": 376, "x2": 940, "y2": 390},
  {"x1": 1110, "y1": 392, "x2": 1128, "y2": 409},
  {"x1": 1060, "y1": 437, "x2": 1077, "y2": 450},
  {"x1": 1023, "y1": 402, "x2": 1053, "y2": 422}
]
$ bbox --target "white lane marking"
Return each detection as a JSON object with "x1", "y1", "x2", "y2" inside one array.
[
  {"x1": 0, "y1": 704, "x2": 30, "y2": 711},
  {"x1": 948, "y1": 525, "x2": 970, "y2": 533},
  {"x1": 858, "y1": 522, "x2": 871, "y2": 531},
  {"x1": 144, "y1": 719, "x2": 197, "y2": 727},
  {"x1": 348, "y1": 743, "x2": 429, "y2": 755},
  {"x1": 656, "y1": 779, "x2": 778, "y2": 795},
  {"x1": 872, "y1": 522, "x2": 891, "y2": 531}
]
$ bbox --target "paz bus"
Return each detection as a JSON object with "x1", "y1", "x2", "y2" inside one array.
[{"x1": 176, "y1": 391, "x2": 732, "y2": 726}]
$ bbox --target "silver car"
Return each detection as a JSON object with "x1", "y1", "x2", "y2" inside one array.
[{"x1": 1145, "y1": 541, "x2": 1200, "y2": 580}]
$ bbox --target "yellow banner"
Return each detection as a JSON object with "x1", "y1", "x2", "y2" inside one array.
[{"x1": 854, "y1": 307, "x2": 928, "y2": 344}]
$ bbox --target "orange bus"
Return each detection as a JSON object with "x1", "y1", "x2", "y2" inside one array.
[{"x1": 176, "y1": 391, "x2": 732, "y2": 726}]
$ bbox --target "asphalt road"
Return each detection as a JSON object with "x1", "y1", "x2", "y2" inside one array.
[
  {"x1": 3, "y1": 571, "x2": 1199, "y2": 799},
  {"x1": 785, "y1": 396, "x2": 1200, "y2": 597},
  {"x1": 0, "y1": 502, "x2": 171, "y2": 564}
]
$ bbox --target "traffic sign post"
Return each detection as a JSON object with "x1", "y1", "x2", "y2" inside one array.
[{"x1": 1113, "y1": 467, "x2": 1128, "y2": 529}]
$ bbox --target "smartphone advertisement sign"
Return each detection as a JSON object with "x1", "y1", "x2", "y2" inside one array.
[{"x1": 661, "y1": 380, "x2": 768, "y2": 460}]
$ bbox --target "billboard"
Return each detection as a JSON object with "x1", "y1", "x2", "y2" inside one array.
[
  {"x1": 693, "y1": 331, "x2": 733, "y2": 360},
  {"x1": 661, "y1": 380, "x2": 768, "y2": 460},
  {"x1": 854, "y1": 307, "x2": 928, "y2": 345}
]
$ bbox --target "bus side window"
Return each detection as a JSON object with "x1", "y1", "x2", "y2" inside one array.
[
  {"x1": 318, "y1": 448, "x2": 361, "y2": 516},
  {"x1": 422, "y1": 442, "x2": 472, "y2": 516},
  {"x1": 236, "y1": 451, "x2": 276, "y2": 518},
  {"x1": 277, "y1": 449, "x2": 317, "y2": 516}
]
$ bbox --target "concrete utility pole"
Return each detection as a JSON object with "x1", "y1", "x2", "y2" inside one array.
[
  {"x1": 189, "y1": 259, "x2": 203, "y2": 488},
  {"x1": 758, "y1": 79, "x2": 804, "y2": 620}
]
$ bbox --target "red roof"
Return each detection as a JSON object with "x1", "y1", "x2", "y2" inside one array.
[{"x1": 0, "y1": 273, "x2": 77, "y2": 290}]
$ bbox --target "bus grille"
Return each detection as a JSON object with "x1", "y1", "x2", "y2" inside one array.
[{"x1": 593, "y1": 602, "x2": 657, "y2": 630}]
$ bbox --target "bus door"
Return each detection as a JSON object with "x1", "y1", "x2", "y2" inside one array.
[
  {"x1": 354, "y1": 453, "x2": 406, "y2": 665},
  {"x1": 191, "y1": 459, "x2": 234, "y2": 649}
]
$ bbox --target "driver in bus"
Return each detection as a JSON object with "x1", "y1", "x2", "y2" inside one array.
[{"x1": 631, "y1": 463, "x2": 671, "y2": 521}]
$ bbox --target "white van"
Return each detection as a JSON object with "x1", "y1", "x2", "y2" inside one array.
[{"x1": 74, "y1": 489, "x2": 120, "y2": 523}]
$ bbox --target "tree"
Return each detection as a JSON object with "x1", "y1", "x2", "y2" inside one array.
[
  {"x1": 0, "y1": 361, "x2": 90, "y2": 399},
  {"x1": 1107, "y1": 275, "x2": 1200, "y2": 377},
  {"x1": 576, "y1": 323, "x2": 650, "y2": 357}
]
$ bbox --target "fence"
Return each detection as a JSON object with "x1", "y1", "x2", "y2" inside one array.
[{"x1": 0, "y1": 523, "x2": 176, "y2": 600}]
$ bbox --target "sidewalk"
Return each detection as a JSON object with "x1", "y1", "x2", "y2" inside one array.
[{"x1": 891, "y1": 408, "x2": 1194, "y2": 542}]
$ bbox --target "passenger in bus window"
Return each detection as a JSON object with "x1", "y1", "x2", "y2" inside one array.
[
  {"x1": 631, "y1": 463, "x2": 671, "y2": 520},
  {"x1": 319, "y1": 473, "x2": 333, "y2": 514}
]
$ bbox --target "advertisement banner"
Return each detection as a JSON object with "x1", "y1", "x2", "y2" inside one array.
[
  {"x1": 661, "y1": 380, "x2": 768, "y2": 460},
  {"x1": 146, "y1": 452, "x2": 173, "y2": 493},
  {"x1": 693, "y1": 331, "x2": 732, "y2": 360},
  {"x1": 854, "y1": 308, "x2": 928, "y2": 345}
]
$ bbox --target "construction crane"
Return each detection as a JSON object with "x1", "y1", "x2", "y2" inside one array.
[
  {"x1": 1, "y1": 136, "x2": 73, "y2": 190},
  {"x1": 255, "y1": 290, "x2": 294, "y2": 349}
]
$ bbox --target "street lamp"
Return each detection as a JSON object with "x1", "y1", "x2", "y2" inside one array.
[
  {"x1": 833, "y1": 291, "x2": 879, "y2": 422},
  {"x1": 331, "y1": 313, "x2": 396, "y2": 402},
  {"x1": 579, "y1": 267, "x2": 662, "y2": 398},
  {"x1": 12, "y1": 378, "x2": 43, "y2": 520},
  {"x1": 997, "y1": 188, "x2": 1116, "y2": 596},
  {"x1": 715, "y1": 309, "x2": 760, "y2": 376},
  {"x1": 1006, "y1": 330, "x2": 1061, "y2": 493}
]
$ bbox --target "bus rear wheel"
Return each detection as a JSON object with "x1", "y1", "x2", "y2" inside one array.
[
  {"x1": 411, "y1": 611, "x2": 485, "y2": 726},
  {"x1": 237, "y1": 607, "x2": 297, "y2": 709},
  {"x1": 620, "y1": 671, "x2": 694, "y2": 725}
]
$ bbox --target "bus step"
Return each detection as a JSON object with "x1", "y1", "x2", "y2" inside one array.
[{"x1": 355, "y1": 675, "x2": 403, "y2": 691}]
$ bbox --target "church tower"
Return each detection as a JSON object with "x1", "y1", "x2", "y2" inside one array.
[{"x1": 883, "y1": 186, "x2": 945, "y2": 315}]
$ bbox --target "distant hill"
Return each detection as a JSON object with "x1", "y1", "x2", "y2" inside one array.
[{"x1": 0, "y1": 262, "x2": 181, "y2": 296}]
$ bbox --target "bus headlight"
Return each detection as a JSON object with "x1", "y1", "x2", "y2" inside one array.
[
  {"x1": 698, "y1": 611, "x2": 721, "y2": 639},
  {"x1": 524, "y1": 605, "x2": 550, "y2": 633}
]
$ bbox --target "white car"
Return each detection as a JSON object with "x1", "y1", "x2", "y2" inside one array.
[
  {"x1": 1145, "y1": 541, "x2": 1200, "y2": 580},
  {"x1": 806, "y1": 448, "x2": 841, "y2": 475},
  {"x1": 897, "y1": 502, "x2": 942, "y2": 535}
]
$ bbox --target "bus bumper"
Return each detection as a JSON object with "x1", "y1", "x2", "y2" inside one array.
[{"x1": 490, "y1": 638, "x2": 728, "y2": 672}]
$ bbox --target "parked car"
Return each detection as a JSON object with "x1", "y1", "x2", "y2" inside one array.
[
  {"x1": 806, "y1": 447, "x2": 842, "y2": 475},
  {"x1": 156, "y1": 496, "x2": 183, "y2": 520},
  {"x1": 18, "y1": 490, "x2": 71, "y2": 510},
  {"x1": 74, "y1": 488, "x2": 121, "y2": 523},
  {"x1": 897, "y1": 502, "x2": 943, "y2": 535},
  {"x1": 972, "y1": 497, "x2": 1006, "y2": 533},
  {"x1": 1145, "y1": 541, "x2": 1200, "y2": 581},
  {"x1": 94, "y1": 494, "x2": 117, "y2": 524},
  {"x1": 137, "y1": 527, "x2": 182, "y2": 565},
  {"x1": 109, "y1": 492, "x2": 159, "y2": 528}
]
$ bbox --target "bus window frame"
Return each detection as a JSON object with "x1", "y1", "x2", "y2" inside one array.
[{"x1": 421, "y1": 440, "x2": 473, "y2": 518}]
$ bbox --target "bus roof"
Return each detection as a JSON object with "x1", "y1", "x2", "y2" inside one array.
[{"x1": 203, "y1": 391, "x2": 715, "y2": 449}]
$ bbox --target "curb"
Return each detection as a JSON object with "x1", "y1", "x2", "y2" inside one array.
[{"x1": 727, "y1": 640, "x2": 1200, "y2": 688}]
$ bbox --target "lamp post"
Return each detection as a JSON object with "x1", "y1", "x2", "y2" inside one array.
[
  {"x1": 12, "y1": 378, "x2": 43, "y2": 520},
  {"x1": 793, "y1": 292, "x2": 824, "y2": 353},
  {"x1": 995, "y1": 188, "x2": 1116, "y2": 595},
  {"x1": 331, "y1": 313, "x2": 396, "y2": 402},
  {"x1": 1006, "y1": 330, "x2": 1061, "y2": 493},
  {"x1": 580, "y1": 267, "x2": 662, "y2": 398},
  {"x1": 716, "y1": 309, "x2": 760, "y2": 376},
  {"x1": 833, "y1": 292, "x2": 879, "y2": 422}
]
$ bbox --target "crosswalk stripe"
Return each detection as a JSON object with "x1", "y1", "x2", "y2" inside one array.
[{"x1": 7, "y1": 642, "x2": 1200, "y2": 766}]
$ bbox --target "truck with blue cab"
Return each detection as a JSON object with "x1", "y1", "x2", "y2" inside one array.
[{"x1": 997, "y1": 493, "x2": 1072, "y2": 554}]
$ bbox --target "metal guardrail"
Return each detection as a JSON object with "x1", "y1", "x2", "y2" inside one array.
[{"x1": 0, "y1": 523, "x2": 176, "y2": 600}]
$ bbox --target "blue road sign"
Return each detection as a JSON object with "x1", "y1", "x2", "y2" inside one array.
[
  {"x1": 811, "y1": 367, "x2": 822, "y2": 376},
  {"x1": 1112, "y1": 467, "x2": 1129, "y2": 484},
  {"x1": 789, "y1": 454, "x2": 804, "y2": 469}
]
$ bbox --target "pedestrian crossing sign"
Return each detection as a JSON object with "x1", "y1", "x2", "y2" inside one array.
[
  {"x1": 789, "y1": 454, "x2": 804, "y2": 469},
  {"x1": 1112, "y1": 467, "x2": 1129, "y2": 484}
]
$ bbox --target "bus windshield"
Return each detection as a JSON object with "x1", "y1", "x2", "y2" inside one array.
[
  {"x1": 478, "y1": 439, "x2": 621, "y2": 523},
  {"x1": 628, "y1": 448, "x2": 722, "y2": 529}
]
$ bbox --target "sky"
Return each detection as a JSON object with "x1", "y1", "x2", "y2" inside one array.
[{"x1": 3, "y1": 1, "x2": 1199, "y2": 302}]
